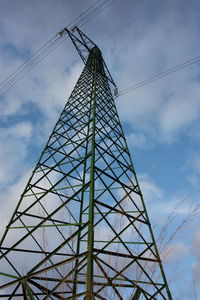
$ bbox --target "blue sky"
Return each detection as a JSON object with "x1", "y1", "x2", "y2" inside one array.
[{"x1": 0, "y1": 0, "x2": 200, "y2": 298}]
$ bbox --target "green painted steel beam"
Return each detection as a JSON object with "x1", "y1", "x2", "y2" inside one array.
[
  {"x1": 0, "y1": 28, "x2": 172, "y2": 299},
  {"x1": 0, "y1": 272, "x2": 18, "y2": 279},
  {"x1": 86, "y1": 47, "x2": 98, "y2": 300},
  {"x1": 9, "y1": 223, "x2": 85, "y2": 229},
  {"x1": 81, "y1": 240, "x2": 152, "y2": 245}
]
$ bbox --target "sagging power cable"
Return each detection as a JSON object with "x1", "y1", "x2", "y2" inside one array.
[
  {"x1": 0, "y1": 0, "x2": 118, "y2": 195},
  {"x1": 0, "y1": 0, "x2": 117, "y2": 98},
  {"x1": 117, "y1": 54, "x2": 200, "y2": 97}
]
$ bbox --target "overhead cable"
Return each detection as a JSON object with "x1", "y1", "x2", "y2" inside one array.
[
  {"x1": 0, "y1": 0, "x2": 118, "y2": 194},
  {"x1": 117, "y1": 54, "x2": 200, "y2": 97},
  {"x1": 0, "y1": 0, "x2": 117, "y2": 97}
]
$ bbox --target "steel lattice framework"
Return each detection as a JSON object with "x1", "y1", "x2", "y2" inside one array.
[{"x1": 0, "y1": 28, "x2": 172, "y2": 299}]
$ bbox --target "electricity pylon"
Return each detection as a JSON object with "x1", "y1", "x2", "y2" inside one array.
[{"x1": 0, "y1": 27, "x2": 172, "y2": 299}]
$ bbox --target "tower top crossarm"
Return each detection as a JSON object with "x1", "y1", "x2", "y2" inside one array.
[{"x1": 59, "y1": 26, "x2": 116, "y2": 87}]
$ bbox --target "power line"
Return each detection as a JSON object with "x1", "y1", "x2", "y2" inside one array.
[
  {"x1": 0, "y1": 35, "x2": 59, "y2": 90},
  {"x1": 115, "y1": 0, "x2": 165, "y2": 36},
  {"x1": 66, "y1": 0, "x2": 103, "y2": 29},
  {"x1": 5, "y1": 52, "x2": 200, "y2": 193},
  {"x1": 0, "y1": 0, "x2": 117, "y2": 97},
  {"x1": 71, "y1": 0, "x2": 113, "y2": 27},
  {"x1": 0, "y1": 36, "x2": 64, "y2": 96},
  {"x1": 117, "y1": 54, "x2": 200, "y2": 97},
  {"x1": 0, "y1": 0, "x2": 118, "y2": 195},
  {"x1": 0, "y1": 0, "x2": 103, "y2": 91},
  {"x1": 76, "y1": 0, "x2": 117, "y2": 27},
  {"x1": 0, "y1": 163, "x2": 35, "y2": 196}
]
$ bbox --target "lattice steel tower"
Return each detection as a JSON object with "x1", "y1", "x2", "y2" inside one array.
[{"x1": 0, "y1": 28, "x2": 172, "y2": 299}]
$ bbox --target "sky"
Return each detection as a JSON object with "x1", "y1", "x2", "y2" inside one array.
[{"x1": 0, "y1": 0, "x2": 200, "y2": 298}]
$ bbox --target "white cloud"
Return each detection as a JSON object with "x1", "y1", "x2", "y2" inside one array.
[
  {"x1": 138, "y1": 173, "x2": 163, "y2": 202},
  {"x1": 0, "y1": 122, "x2": 33, "y2": 185},
  {"x1": 0, "y1": 0, "x2": 200, "y2": 297},
  {"x1": 0, "y1": 170, "x2": 31, "y2": 237},
  {"x1": 6, "y1": 121, "x2": 32, "y2": 138},
  {"x1": 187, "y1": 175, "x2": 199, "y2": 187},
  {"x1": 161, "y1": 241, "x2": 189, "y2": 263},
  {"x1": 184, "y1": 154, "x2": 200, "y2": 188},
  {"x1": 113, "y1": 0, "x2": 200, "y2": 146},
  {"x1": 191, "y1": 229, "x2": 200, "y2": 298},
  {"x1": 0, "y1": 95, "x2": 22, "y2": 118},
  {"x1": 191, "y1": 228, "x2": 200, "y2": 260},
  {"x1": 126, "y1": 131, "x2": 149, "y2": 149},
  {"x1": 159, "y1": 85, "x2": 200, "y2": 142}
]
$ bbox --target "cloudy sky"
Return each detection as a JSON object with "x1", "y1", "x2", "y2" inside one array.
[{"x1": 0, "y1": 0, "x2": 200, "y2": 298}]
